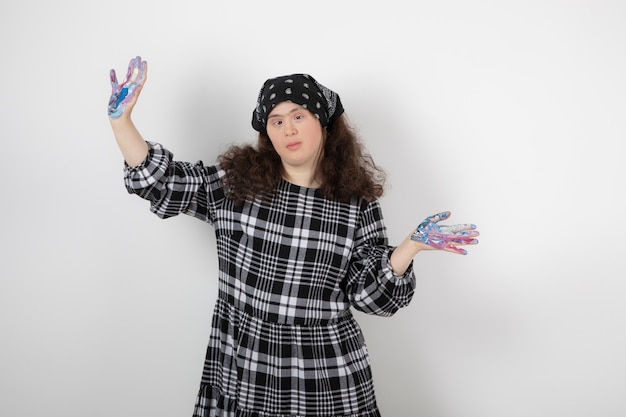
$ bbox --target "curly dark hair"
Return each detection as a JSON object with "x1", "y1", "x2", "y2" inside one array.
[{"x1": 218, "y1": 114, "x2": 386, "y2": 204}]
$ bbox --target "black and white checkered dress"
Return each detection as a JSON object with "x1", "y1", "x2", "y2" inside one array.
[{"x1": 124, "y1": 142, "x2": 417, "y2": 417}]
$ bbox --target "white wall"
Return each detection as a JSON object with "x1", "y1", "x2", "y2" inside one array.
[{"x1": 1, "y1": 1, "x2": 625, "y2": 416}]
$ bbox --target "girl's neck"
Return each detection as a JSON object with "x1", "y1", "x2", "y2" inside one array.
[{"x1": 282, "y1": 166, "x2": 320, "y2": 189}]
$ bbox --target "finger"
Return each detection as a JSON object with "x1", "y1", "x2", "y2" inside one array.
[
  {"x1": 416, "y1": 211, "x2": 450, "y2": 233},
  {"x1": 419, "y1": 229, "x2": 480, "y2": 241},
  {"x1": 138, "y1": 58, "x2": 147, "y2": 84},
  {"x1": 125, "y1": 57, "x2": 147, "y2": 93},
  {"x1": 130, "y1": 56, "x2": 143, "y2": 83},
  {"x1": 433, "y1": 230, "x2": 480, "y2": 240},
  {"x1": 427, "y1": 211, "x2": 450, "y2": 224},
  {"x1": 109, "y1": 69, "x2": 119, "y2": 89},
  {"x1": 444, "y1": 239, "x2": 477, "y2": 254},
  {"x1": 448, "y1": 237, "x2": 479, "y2": 245},
  {"x1": 130, "y1": 56, "x2": 146, "y2": 84},
  {"x1": 445, "y1": 245, "x2": 468, "y2": 255},
  {"x1": 123, "y1": 57, "x2": 135, "y2": 84},
  {"x1": 439, "y1": 223, "x2": 477, "y2": 233},
  {"x1": 430, "y1": 233, "x2": 478, "y2": 245},
  {"x1": 125, "y1": 56, "x2": 137, "y2": 84},
  {"x1": 423, "y1": 233, "x2": 478, "y2": 245},
  {"x1": 127, "y1": 62, "x2": 147, "y2": 104}
]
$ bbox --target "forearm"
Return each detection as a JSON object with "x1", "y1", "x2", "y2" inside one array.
[
  {"x1": 389, "y1": 233, "x2": 425, "y2": 276},
  {"x1": 109, "y1": 115, "x2": 149, "y2": 167}
]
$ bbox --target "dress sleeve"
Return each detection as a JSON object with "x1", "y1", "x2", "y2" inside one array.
[
  {"x1": 344, "y1": 200, "x2": 417, "y2": 316},
  {"x1": 123, "y1": 141, "x2": 226, "y2": 223}
]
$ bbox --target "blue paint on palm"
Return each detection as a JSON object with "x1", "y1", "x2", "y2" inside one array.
[
  {"x1": 107, "y1": 56, "x2": 146, "y2": 119},
  {"x1": 116, "y1": 87, "x2": 129, "y2": 107}
]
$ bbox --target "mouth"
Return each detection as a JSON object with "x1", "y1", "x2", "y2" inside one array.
[{"x1": 286, "y1": 141, "x2": 302, "y2": 150}]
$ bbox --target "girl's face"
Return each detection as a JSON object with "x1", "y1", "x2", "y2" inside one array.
[{"x1": 266, "y1": 101, "x2": 324, "y2": 178}]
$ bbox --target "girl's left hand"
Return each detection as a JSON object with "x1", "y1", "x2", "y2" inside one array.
[
  {"x1": 108, "y1": 56, "x2": 147, "y2": 119},
  {"x1": 411, "y1": 211, "x2": 479, "y2": 255}
]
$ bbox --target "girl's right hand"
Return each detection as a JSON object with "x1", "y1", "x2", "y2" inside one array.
[{"x1": 108, "y1": 56, "x2": 147, "y2": 120}]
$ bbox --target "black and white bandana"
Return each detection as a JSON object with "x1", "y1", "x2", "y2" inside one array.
[{"x1": 251, "y1": 73, "x2": 344, "y2": 132}]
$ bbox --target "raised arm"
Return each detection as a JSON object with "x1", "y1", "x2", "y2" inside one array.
[{"x1": 108, "y1": 56, "x2": 149, "y2": 167}]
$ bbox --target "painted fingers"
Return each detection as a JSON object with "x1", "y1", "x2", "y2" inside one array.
[
  {"x1": 108, "y1": 56, "x2": 147, "y2": 119},
  {"x1": 411, "y1": 211, "x2": 480, "y2": 255}
]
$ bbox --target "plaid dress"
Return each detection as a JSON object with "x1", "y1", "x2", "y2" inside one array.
[{"x1": 124, "y1": 142, "x2": 417, "y2": 417}]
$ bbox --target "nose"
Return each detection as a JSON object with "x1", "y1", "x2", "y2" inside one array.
[{"x1": 284, "y1": 120, "x2": 297, "y2": 136}]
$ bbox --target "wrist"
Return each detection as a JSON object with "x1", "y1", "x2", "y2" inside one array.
[
  {"x1": 389, "y1": 241, "x2": 415, "y2": 276},
  {"x1": 109, "y1": 112, "x2": 133, "y2": 125}
]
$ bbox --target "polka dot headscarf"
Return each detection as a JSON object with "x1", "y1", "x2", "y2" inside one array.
[{"x1": 251, "y1": 73, "x2": 344, "y2": 132}]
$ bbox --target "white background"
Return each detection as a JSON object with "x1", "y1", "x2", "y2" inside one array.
[{"x1": 1, "y1": 1, "x2": 625, "y2": 416}]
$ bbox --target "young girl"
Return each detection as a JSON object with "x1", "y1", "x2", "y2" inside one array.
[{"x1": 108, "y1": 56, "x2": 479, "y2": 417}]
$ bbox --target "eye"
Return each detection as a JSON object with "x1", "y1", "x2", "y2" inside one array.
[
  {"x1": 294, "y1": 113, "x2": 305, "y2": 120},
  {"x1": 270, "y1": 119, "x2": 282, "y2": 127}
]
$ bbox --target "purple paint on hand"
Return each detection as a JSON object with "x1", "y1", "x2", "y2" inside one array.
[
  {"x1": 411, "y1": 211, "x2": 479, "y2": 255},
  {"x1": 108, "y1": 56, "x2": 146, "y2": 119}
]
